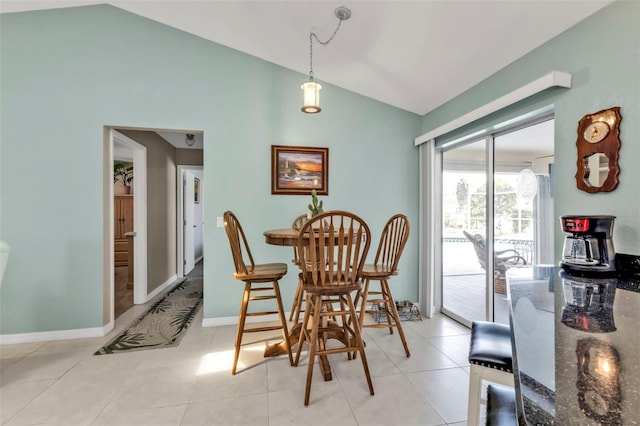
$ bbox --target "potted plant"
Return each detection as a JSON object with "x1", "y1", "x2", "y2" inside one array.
[
  {"x1": 307, "y1": 189, "x2": 324, "y2": 217},
  {"x1": 114, "y1": 161, "x2": 133, "y2": 194}
]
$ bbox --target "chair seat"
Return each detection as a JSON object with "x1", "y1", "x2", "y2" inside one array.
[
  {"x1": 234, "y1": 262, "x2": 287, "y2": 282},
  {"x1": 486, "y1": 384, "x2": 517, "y2": 426},
  {"x1": 468, "y1": 321, "x2": 513, "y2": 372},
  {"x1": 361, "y1": 264, "x2": 399, "y2": 279},
  {"x1": 302, "y1": 282, "x2": 362, "y2": 295}
]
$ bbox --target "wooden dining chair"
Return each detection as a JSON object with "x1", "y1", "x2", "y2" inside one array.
[
  {"x1": 294, "y1": 210, "x2": 374, "y2": 406},
  {"x1": 288, "y1": 213, "x2": 309, "y2": 322},
  {"x1": 355, "y1": 214, "x2": 411, "y2": 357},
  {"x1": 222, "y1": 211, "x2": 293, "y2": 374}
]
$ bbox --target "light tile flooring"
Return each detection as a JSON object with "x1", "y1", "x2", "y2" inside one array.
[{"x1": 1, "y1": 302, "x2": 473, "y2": 426}]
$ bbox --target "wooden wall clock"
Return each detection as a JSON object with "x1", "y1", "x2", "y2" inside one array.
[{"x1": 575, "y1": 106, "x2": 621, "y2": 193}]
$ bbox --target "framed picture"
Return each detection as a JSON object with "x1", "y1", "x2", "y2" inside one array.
[
  {"x1": 271, "y1": 145, "x2": 329, "y2": 195},
  {"x1": 194, "y1": 178, "x2": 200, "y2": 203}
]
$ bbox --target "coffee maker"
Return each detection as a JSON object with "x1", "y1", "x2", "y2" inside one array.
[{"x1": 560, "y1": 215, "x2": 616, "y2": 276}]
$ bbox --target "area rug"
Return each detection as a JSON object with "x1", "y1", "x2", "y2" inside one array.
[{"x1": 95, "y1": 277, "x2": 203, "y2": 355}]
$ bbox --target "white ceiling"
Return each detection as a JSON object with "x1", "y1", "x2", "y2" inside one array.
[
  {"x1": 1, "y1": 0, "x2": 613, "y2": 117},
  {"x1": 155, "y1": 131, "x2": 204, "y2": 150},
  {"x1": 113, "y1": 130, "x2": 203, "y2": 159}
]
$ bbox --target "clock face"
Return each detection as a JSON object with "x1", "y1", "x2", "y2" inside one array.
[{"x1": 583, "y1": 121, "x2": 610, "y2": 143}]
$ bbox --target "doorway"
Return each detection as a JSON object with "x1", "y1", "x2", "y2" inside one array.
[
  {"x1": 440, "y1": 118, "x2": 554, "y2": 326},
  {"x1": 177, "y1": 166, "x2": 204, "y2": 277},
  {"x1": 105, "y1": 128, "x2": 203, "y2": 329}
]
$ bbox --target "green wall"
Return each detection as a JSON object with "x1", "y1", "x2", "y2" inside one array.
[
  {"x1": 0, "y1": 5, "x2": 421, "y2": 335},
  {"x1": 422, "y1": 1, "x2": 640, "y2": 257}
]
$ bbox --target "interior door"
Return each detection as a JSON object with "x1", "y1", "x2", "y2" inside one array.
[{"x1": 183, "y1": 170, "x2": 195, "y2": 275}]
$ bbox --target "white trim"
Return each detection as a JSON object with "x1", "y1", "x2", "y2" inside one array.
[
  {"x1": 0, "y1": 275, "x2": 185, "y2": 345},
  {"x1": 414, "y1": 70, "x2": 571, "y2": 145},
  {"x1": 202, "y1": 313, "x2": 282, "y2": 328},
  {"x1": 418, "y1": 141, "x2": 440, "y2": 318},
  {"x1": 1, "y1": 277, "x2": 179, "y2": 345},
  {"x1": 145, "y1": 275, "x2": 179, "y2": 302},
  {"x1": 0, "y1": 324, "x2": 112, "y2": 345},
  {"x1": 112, "y1": 130, "x2": 148, "y2": 306}
]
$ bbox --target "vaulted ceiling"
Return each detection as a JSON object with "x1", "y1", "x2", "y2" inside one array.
[{"x1": 2, "y1": 0, "x2": 613, "y2": 116}]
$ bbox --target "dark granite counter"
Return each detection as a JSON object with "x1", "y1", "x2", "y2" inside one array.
[{"x1": 507, "y1": 262, "x2": 640, "y2": 425}]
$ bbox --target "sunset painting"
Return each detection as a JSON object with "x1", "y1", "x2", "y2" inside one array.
[{"x1": 271, "y1": 146, "x2": 328, "y2": 195}]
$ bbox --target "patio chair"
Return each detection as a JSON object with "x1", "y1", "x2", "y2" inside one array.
[{"x1": 463, "y1": 231, "x2": 527, "y2": 293}]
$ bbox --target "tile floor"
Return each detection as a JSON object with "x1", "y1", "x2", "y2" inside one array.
[{"x1": 1, "y1": 301, "x2": 473, "y2": 426}]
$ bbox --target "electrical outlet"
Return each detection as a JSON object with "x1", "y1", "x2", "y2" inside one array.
[{"x1": 216, "y1": 217, "x2": 224, "y2": 228}]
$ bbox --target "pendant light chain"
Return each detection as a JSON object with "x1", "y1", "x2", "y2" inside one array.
[{"x1": 308, "y1": 15, "x2": 346, "y2": 81}]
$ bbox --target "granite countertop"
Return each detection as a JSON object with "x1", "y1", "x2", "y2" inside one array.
[{"x1": 507, "y1": 261, "x2": 640, "y2": 425}]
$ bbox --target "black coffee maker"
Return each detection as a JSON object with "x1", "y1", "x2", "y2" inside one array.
[{"x1": 560, "y1": 215, "x2": 616, "y2": 276}]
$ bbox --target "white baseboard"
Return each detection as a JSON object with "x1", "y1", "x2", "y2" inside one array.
[
  {"x1": 145, "y1": 274, "x2": 179, "y2": 302},
  {"x1": 0, "y1": 277, "x2": 183, "y2": 345},
  {"x1": 1, "y1": 311, "x2": 279, "y2": 344},
  {"x1": 0, "y1": 323, "x2": 112, "y2": 345},
  {"x1": 202, "y1": 313, "x2": 283, "y2": 328}
]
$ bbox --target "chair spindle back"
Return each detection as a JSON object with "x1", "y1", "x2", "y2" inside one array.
[
  {"x1": 298, "y1": 211, "x2": 370, "y2": 288},
  {"x1": 223, "y1": 211, "x2": 255, "y2": 276},
  {"x1": 373, "y1": 214, "x2": 410, "y2": 272}
]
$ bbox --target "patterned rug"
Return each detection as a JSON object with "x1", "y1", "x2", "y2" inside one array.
[{"x1": 95, "y1": 277, "x2": 203, "y2": 355}]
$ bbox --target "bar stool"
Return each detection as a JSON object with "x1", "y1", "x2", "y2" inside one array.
[
  {"x1": 467, "y1": 321, "x2": 514, "y2": 426},
  {"x1": 486, "y1": 384, "x2": 517, "y2": 426},
  {"x1": 223, "y1": 211, "x2": 293, "y2": 375}
]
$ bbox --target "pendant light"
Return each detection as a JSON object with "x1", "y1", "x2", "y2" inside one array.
[{"x1": 301, "y1": 6, "x2": 351, "y2": 114}]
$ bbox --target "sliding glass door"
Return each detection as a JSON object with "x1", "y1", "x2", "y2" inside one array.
[{"x1": 440, "y1": 119, "x2": 554, "y2": 326}]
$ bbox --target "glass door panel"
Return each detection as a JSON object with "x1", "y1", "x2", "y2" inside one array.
[
  {"x1": 441, "y1": 139, "x2": 488, "y2": 325},
  {"x1": 493, "y1": 120, "x2": 555, "y2": 324}
]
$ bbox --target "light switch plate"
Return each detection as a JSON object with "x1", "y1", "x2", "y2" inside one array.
[{"x1": 216, "y1": 217, "x2": 224, "y2": 228}]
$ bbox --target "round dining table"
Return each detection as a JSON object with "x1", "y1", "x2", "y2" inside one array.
[{"x1": 263, "y1": 228, "x2": 299, "y2": 247}]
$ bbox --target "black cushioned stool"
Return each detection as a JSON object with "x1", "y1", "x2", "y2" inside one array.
[
  {"x1": 486, "y1": 384, "x2": 517, "y2": 426},
  {"x1": 467, "y1": 321, "x2": 514, "y2": 426}
]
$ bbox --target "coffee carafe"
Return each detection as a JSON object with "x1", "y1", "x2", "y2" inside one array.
[{"x1": 560, "y1": 215, "x2": 616, "y2": 276}]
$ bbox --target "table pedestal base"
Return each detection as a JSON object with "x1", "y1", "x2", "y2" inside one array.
[{"x1": 264, "y1": 321, "x2": 354, "y2": 381}]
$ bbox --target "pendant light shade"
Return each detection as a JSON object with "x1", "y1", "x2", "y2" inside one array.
[{"x1": 301, "y1": 81, "x2": 322, "y2": 114}]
